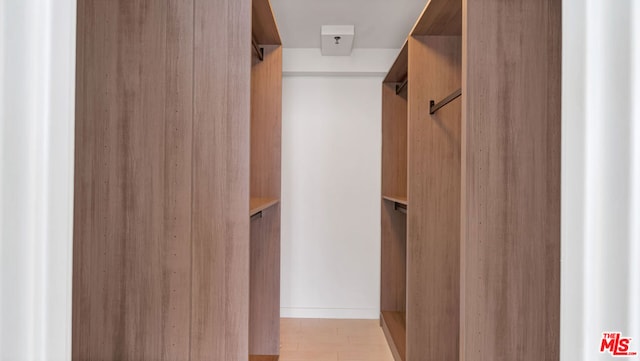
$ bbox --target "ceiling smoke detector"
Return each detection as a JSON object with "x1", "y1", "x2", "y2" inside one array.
[{"x1": 321, "y1": 25, "x2": 354, "y2": 56}]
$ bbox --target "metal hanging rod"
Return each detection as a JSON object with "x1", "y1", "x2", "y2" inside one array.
[
  {"x1": 429, "y1": 88, "x2": 462, "y2": 114},
  {"x1": 395, "y1": 79, "x2": 408, "y2": 95},
  {"x1": 252, "y1": 38, "x2": 264, "y2": 61},
  {"x1": 250, "y1": 211, "x2": 263, "y2": 221},
  {"x1": 394, "y1": 202, "x2": 407, "y2": 214}
]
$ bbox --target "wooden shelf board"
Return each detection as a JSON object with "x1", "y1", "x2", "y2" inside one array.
[
  {"x1": 381, "y1": 311, "x2": 406, "y2": 361},
  {"x1": 384, "y1": 41, "x2": 408, "y2": 84},
  {"x1": 252, "y1": 0, "x2": 281, "y2": 45},
  {"x1": 250, "y1": 198, "x2": 279, "y2": 216},
  {"x1": 249, "y1": 355, "x2": 279, "y2": 361},
  {"x1": 382, "y1": 195, "x2": 408, "y2": 206},
  {"x1": 410, "y1": 0, "x2": 462, "y2": 36}
]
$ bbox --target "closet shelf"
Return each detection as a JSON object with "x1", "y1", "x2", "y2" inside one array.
[
  {"x1": 252, "y1": 0, "x2": 281, "y2": 45},
  {"x1": 410, "y1": 0, "x2": 462, "y2": 36},
  {"x1": 250, "y1": 197, "x2": 279, "y2": 217},
  {"x1": 385, "y1": 41, "x2": 408, "y2": 84},
  {"x1": 382, "y1": 195, "x2": 407, "y2": 206},
  {"x1": 381, "y1": 311, "x2": 406, "y2": 361},
  {"x1": 383, "y1": 195, "x2": 407, "y2": 215}
]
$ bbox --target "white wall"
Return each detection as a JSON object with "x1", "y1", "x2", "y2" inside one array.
[
  {"x1": 280, "y1": 49, "x2": 394, "y2": 318},
  {"x1": 562, "y1": 0, "x2": 640, "y2": 359},
  {"x1": 283, "y1": 48, "x2": 399, "y2": 76},
  {"x1": 281, "y1": 75, "x2": 383, "y2": 319},
  {"x1": 0, "y1": 0, "x2": 76, "y2": 359}
]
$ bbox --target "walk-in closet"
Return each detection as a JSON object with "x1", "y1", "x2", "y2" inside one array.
[
  {"x1": 6, "y1": 0, "x2": 639, "y2": 360},
  {"x1": 70, "y1": 0, "x2": 559, "y2": 360}
]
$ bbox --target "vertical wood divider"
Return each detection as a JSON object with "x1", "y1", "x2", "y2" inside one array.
[
  {"x1": 461, "y1": 0, "x2": 561, "y2": 360},
  {"x1": 73, "y1": 0, "x2": 254, "y2": 359},
  {"x1": 407, "y1": 35, "x2": 461, "y2": 361},
  {"x1": 249, "y1": 43, "x2": 282, "y2": 356},
  {"x1": 191, "y1": 0, "x2": 251, "y2": 359}
]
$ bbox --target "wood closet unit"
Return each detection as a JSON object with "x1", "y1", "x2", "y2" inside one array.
[
  {"x1": 249, "y1": 0, "x2": 282, "y2": 360},
  {"x1": 380, "y1": 5, "x2": 461, "y2": 360},
  {"x1": 380, "y1": 41, "x2": 408, "y2": 361},
  {"x1": 380, "y1": 0, "x2": 560, "y2": 360},
  {"x1": 73, "y1": 0, "x2": 281, "y2": 360}
]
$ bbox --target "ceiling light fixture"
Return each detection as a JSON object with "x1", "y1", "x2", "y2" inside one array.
[{"x1": 321, "y1": 25, "x2": 354, "y2": 56}]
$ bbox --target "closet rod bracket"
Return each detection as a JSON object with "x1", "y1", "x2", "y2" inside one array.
[
  {"x1": 429, "y1": 88, "x2": 462, "y2": 114},
  {"x1": 252, "y1": 38, "x2": 264, "y2": 61},
  {"x1": 395, "y1": 79, "x2": 408, "y2": 95},
  {"x1": 250, "y1": 211, "x2": 263, "y2": 221},
  {"x1": 394, "y1": 202, "x2": 407, "y2": 214}
]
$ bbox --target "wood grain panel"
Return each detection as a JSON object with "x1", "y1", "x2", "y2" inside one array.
[
  {"x1": 381, "y1": 311, "x2": 407, "y2": 361},
  {"x1": 249, "y1": 19, "x2": 282, "y2": 354},
  {"x1": 250, "y1": 45, "x2": 282, "y2": 200},
  {"x1": 252, "y1": 0, "x2": 281, "y2": 45},
  {"x1": 161, "y1": 1, "x2": 194, "y2": 358},
  {"x1": 381, "y1": 83, "x2": 407, "y2": 199},
  {"x1": 381, "y1": 79, "x2": 408, "y2": 318},
  {"x1": 380, "y1": 50, "x2": 410, "y2": 357},
  {"x1": 73, "y1": 1, "x2": 192, "y2": 359},
  {"x1": 72, "y1": 0, "x2": 86, "y2": 354},
  {"x1": 249, "y1": 204, "x2": 281, "y2": 355},
  {"x1": 407, "y1": 35, "x2": 461, "y2": 361},
  {"x1": 410, "y1": 0, "x2": 462, "y2": 36},
  {"x1": 380, "y1": 200, "x2": 407, "y2": 315},
  {"x1": 191, "y1": 0, "x2": 251, "y2": 359},
  {"x1": 461, "y1": 0, "x2": 561, "y2": 360}
]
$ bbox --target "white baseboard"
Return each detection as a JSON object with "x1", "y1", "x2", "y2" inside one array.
[{"x1": 280, "y1": 307, "x2": 379, "y2": 319}]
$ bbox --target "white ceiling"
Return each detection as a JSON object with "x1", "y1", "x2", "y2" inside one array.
[{"x1": 270, "y1": 0, "x2": 428, "y2": 49}]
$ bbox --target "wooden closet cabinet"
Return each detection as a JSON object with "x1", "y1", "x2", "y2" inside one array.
[
  {"x1": 380, "y1": 0, "x2": 560, "y2": 360},
  {"x1": 73, "y1": 0, "x2": 281, "y2": 360},
  {"x1": 249, "y1": 0, "x2": 282, "y2": 359}
]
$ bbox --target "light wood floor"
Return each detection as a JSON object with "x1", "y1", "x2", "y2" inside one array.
[{"x1": 279, "y1": 318, "x2": 394, "y2": 361}]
